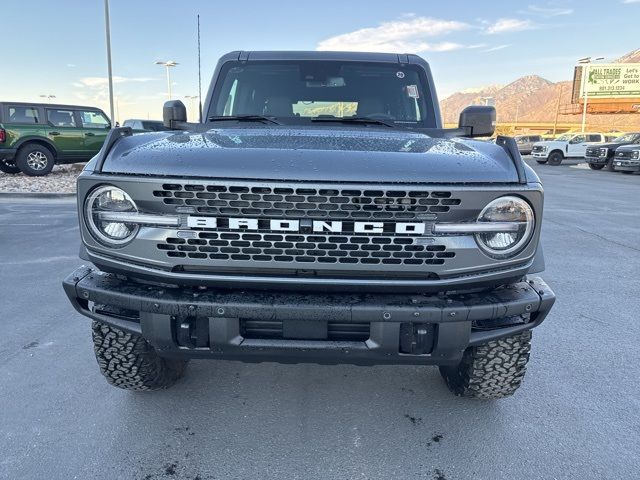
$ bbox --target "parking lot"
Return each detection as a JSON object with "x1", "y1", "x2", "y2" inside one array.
[{"x1": 0, "y1": 159, "x2": 638, "y2": 480}]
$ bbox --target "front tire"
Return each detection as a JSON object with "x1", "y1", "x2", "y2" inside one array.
[
  {"x1": 92, "y1": 321, "x2": 188, "y2": 391},
  {"x1": 0, "y1": 158, "x2": 21, "y2": 174},
  {"x1": 535, "y1": 159, "x2": 548, "y2": 164},
  {"x1": 547, "y1": 151, "x2": 563, "y2": 166},
  {"x1": 588, "y1": 163, "x2": 605, "y2": 170},
  {"x1": 16, "y1": 144, "x2": 55, "y2": 176},
  {"x1": 439, "y1": 331, "x2": 532, "y2": 399}
]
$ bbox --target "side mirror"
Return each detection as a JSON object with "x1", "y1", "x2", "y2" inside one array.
[
  {"x1": 458, "y1": 105, "x2": 496, "y2": 138},
  {"x1": 163, "y1": 100, "x2": 187, "y2": 129}
]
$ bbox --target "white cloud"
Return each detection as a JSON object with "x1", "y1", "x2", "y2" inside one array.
[
  {"x1": 76, "y1": 76, "x2": 155, "y2": 88},
  {"x1": 484, "y1": 44, "x2": 511, "y2": 52},
  {"x1": 316, "y1": 16, "x2": 472, "y2": 53},
  {"x1": 485, "y1": 18, "x2": 535, "y2": 34},
  {"x1": 523, "y1": 4, "x2": 573, "y2": 16},
  {"x1": 622, "y1": 0, "x2": 640, "y2": 3}
]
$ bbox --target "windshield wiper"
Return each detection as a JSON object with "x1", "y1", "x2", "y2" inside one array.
[
  {"x1": 311, "y1": 116, "x2": 398, "y2": 128},
  {"x1": 208, "y1": 115, "x2": 282, "y2": 125}
]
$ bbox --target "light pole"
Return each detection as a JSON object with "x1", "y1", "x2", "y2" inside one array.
[
  {"x1": 155, "y1": 61, "x2": 178, "y2": 99},
  {"x1": 578, "y1": 56, "x2": 604, "y2": 133},
  {"x1": 184, "y1": 95, "x2": 198, "y2": 120},
  {"x1": 39, "y1": 94, "x2": 56, "y2": 103},
  {"x1": 104, "y1": 0, "x2": 115, "y2": 125}
]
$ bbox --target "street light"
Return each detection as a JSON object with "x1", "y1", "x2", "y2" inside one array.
[
  {"x1": 155, "y1": 60, "x2": 178, "y2": 100},
  {"x1": 578, "y1": 56, "x2": 605, "y2": 133},
  {"x1": 184, "y1": 95, "x2": 198, "y2": 121},
  {"x1": 39, "y1": 95, "x2": 56, "y2": 103}
]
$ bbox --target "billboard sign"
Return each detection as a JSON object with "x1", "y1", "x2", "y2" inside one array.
[{"x1": 580, "y1": 63, "x2": 640, "y2": 98}]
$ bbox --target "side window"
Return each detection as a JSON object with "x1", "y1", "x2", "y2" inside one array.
[
  {"x1": 571, "y1": 135, "x2": 585, "y2": 144},
  {"x1": 46, "y1": 109, "x2": 77, "y2": 127},
  {"x1": 587, "y1": 134, "x2": 601, "y2": 142},
  {"x1": 7, "y1": 105, "x2": 40, "y2": 124},
  {"x1": 79, "y1": 110, "x2": 110, "y2": 129}
]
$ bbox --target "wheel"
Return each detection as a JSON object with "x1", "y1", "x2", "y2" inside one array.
[
  {"x1": 0, "y1": 158, "x2": 21, "y2": 174},
  {"x1": 547, "y1": 151, "x2": 563, "y2": 166},
  {"x1": 535, "y1": 159, "x2": 548, "y2": 164},
  {"x1": 439, "y1": 330, "x2": 532, "y2": 399},
  {"x1": 605, "y1": 158, "x2": 615, "y2": 172},
  {"x1": 588, "y1": 163, "x2": 605, "y2": 170},
  {"x1": 92, "y1": 321, "x2": 188, "y2": 391},
  {"x1": 16, "y1": 144, "x2": 55, "y2": 176}
]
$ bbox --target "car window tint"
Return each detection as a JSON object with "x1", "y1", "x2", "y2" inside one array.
[
  {"x1": 572, "y1": 135, "x2": 585, "y2": 143},
  {"x1": 8, "y1": 106, "x2": 40, "y2": 124},
  {"x1": 80, "y1": 110, "x2": 110, "y2": 129},
  {"x1": 47, "y1": 109, "x2": 77, "y2": 127},
  {"x1": 587, "y1": 134, "x2": 601, "y2": 142}
]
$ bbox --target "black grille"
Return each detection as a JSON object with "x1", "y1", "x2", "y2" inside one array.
[
  {"x1": 531, "y1": 145, "x2": 546, "y2": 153},
  {"x1": 157, "y1": 232, "x2": 455, "y2": 266},
  {"x1": 153, "y1": 184, "x2": 461, "y2": 220},
  {"x1": 616, "y1": 150, "x2": 635, "y2": 160},
  {"x1": 585, "y1": 146, "x2": 602, "y2": 157},
  {"x1": 240, "y1": 319, "x2": 370, "y2": 341}
]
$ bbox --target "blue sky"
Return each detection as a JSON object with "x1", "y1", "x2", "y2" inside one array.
[{"x1": 2, "y1": 0, "x2": 638, "y2": 122}]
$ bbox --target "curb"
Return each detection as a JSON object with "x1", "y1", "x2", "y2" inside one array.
[{"x1": 0, "y1": 191, "x2": 76, "y2": 199}]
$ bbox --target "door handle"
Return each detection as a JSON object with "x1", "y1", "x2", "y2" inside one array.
[
  {"x1": 85, "y1": 132, "x2": 95, "y2": 137},
  {"x1": 49, "y1": 131, "x2": 60, "y2": 136}
]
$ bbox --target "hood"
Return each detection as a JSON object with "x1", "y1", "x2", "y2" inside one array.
[
  {"x1": 592, "y1": 142, "x2": 639, "y2": 151},
  {"x1": 100, "y1": 126, "x2": 520, "y2": 183}
]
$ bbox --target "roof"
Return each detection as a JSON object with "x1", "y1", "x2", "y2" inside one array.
[
  {"x1": 228, "y1": 50, "x2": 425, "y2": 64},
  {"x1": 0, "y1": 101, "x2": 104, "y2": 111}
]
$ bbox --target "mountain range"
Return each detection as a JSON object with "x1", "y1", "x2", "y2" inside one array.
[{"x1": 439, "y1": 48, "x2": 640, "y2": 131}]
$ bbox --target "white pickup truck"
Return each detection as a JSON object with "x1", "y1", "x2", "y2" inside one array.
[{"x1": 531, "y1": 133, "x2": 607, "y2": 166}]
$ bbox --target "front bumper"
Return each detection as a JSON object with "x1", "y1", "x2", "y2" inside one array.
[
  {"x1": 63, "y1": 266, "x2": 555, "y2": 366},
  {"x1": 613, "y1": 160, "x2": 640, "y2": 172},
  {"x1": 586, "y1": 155, "x2": 608, "y2": 165},
  {"x1": 0, "y1": 148, "x2": 17, "y2": 161},
  {"x1": 531, "y1": 152, "x2": 548, "y2": 158}
]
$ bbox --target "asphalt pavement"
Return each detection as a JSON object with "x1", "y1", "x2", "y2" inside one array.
[{"x1": 1, "y1": 160, "x2": 639, "y2": 480}]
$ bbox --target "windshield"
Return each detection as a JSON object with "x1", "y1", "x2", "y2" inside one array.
[
  {"x1": 209, "y1": 61, "x2": 435, "y2": 127},
  {"x1": 613, "y1": 133, "x2": 639, "y2": 143},
  {"x1": 555, "y1": 134, "x2": 572, "y2": 141}
]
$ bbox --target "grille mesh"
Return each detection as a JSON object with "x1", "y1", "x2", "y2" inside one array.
[
  {"x1": 531, "y1": 145, "x2": 546, "y2": 154},
  {"x1": 153, "y1": 184, "x2": 461, "y2": 220},
  {"x1": 157, "y1": 232, "x2": 455, "y2": 266}
]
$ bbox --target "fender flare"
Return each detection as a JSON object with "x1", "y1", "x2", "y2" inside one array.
[{"x1": 13, "y1": 136, "x2": 58, "y2": 158}]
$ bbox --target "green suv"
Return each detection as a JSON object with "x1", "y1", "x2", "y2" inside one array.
[{"x1": 0, "y1": 102, "x2": 110, "y2": 176}]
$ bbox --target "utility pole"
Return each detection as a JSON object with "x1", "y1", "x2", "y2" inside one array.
[
  {"x1": 104, "y1": 0, "x2": 115, "y2": 125},
  {"x1": 552, "y1": 83, "x2": 564, "y2": 136}
]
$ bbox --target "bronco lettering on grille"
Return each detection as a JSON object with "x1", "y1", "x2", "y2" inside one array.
[{"x1": 186, "y1": 216, "x2": 426, "y2": 234}]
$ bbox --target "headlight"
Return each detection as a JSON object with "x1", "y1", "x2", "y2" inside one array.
[
  {"x1": 632, "y1": 151, "x2": 640, "y2": 160},
  {"x1": 84, "y1": 185, "x2": 139, "y2": 246},
  {"x1": 475, "y1": 196, "x2": 535, "y2": 258},
  {"x1": 599, "y1": 148, "x2": 608, "y2": 157}
]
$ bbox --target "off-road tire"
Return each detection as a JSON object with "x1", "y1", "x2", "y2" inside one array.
[
  {"x1": 588, "y1": 163, "x2": 605, "y2": 170},
  {"x1": 439, "y1": 330, "x2": 532, "y2": 399},
  {"x1": 0, "y1": 158, "x2": 21, "y2": 174},
  {"x1": 16, "y1": 143, "x2": 55, "y2": 176},
  {"x1": 535, "y1": 159, "x2": 548, "y2": 164},
  {"x1": 547, "y1": 151, "x2": 563, "y2": 166},
  {"x1": 92, "y1": 321, "x2": 188, "y2": 391}
]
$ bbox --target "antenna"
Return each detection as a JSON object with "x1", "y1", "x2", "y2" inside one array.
[{"x1": 197, "y1": 14, "x2": 202, "y2": 123}]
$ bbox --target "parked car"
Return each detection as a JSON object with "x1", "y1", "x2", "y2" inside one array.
[
  {"x1": 514, "y1": 134, "x2": 543, "y2": 155},
  {"x1": 122, "y1": 119, "x2": 169, "y2": 132},
  {"x1": 584, "y1": 132, "x2": 640, "y2": 171},
  {"x1": 63, "y1": 50, "x2": 555, "y2": 399},
  {"x1": 531, "y1": 132, "x2": 606, "y2": 166},
  {"x1": 0, "y1": 102, "x2": 110, "y2": 176},
  {"x1": 612, "y1": 145, "x2": 640, "y2": 174}
]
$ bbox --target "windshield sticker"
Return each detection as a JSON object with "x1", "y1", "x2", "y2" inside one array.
[
  {"x1": 396, "y1": 71, "x2": 405, "y2": 79},
  {"x1": 406, "y1": 85, "x2": 419, "y2": 98}
]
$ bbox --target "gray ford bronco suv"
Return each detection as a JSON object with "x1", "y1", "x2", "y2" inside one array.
[{"x1": 63, "y1": 51, "x2": 555, "y2": 399}]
